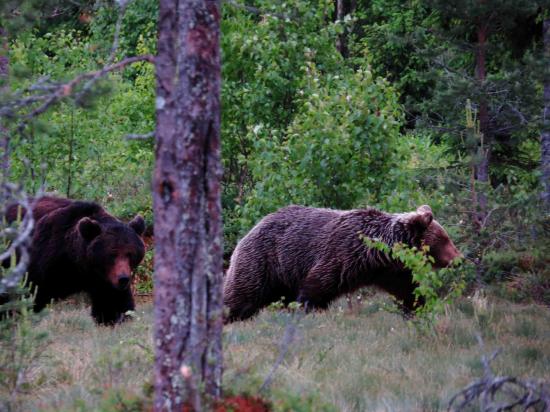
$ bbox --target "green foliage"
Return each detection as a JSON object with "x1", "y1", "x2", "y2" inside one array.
[
  {"x1": 362, "y1": 236, "x2": 469, "y2": 320},
  {"x1": 221, "y1": 0, "x2": 342, "y2": 134},
  {"x1": 91, "y1": 0, "x2": 158, "y2": 63},
  {"x1": 376, "y1": 130, "x2": 454, "y2": 212},
  {"x1": 134, "y1": 248, "x2": 154, "y2": 294},
  {"x1": 356, "y1": 0, "x2": 441, "y2": 113},
  {"x1": 354, "y1": 0, "x2": 546, "y2": 189},
  {"x1": 437, "y1": 171, "x2": 549, "y2": 296},
  {"x1": 419, "y1": 1, "x2": 545, "y2": 178},
  {"x1": 270, "y1": 388, "x2": 337, "y2": 412},
  {"x1": 8, "y1": 28, "x2": 154, "y2": 216},
  {"x1": 221, "y1": 0, "x2": 349, "y2": 246},
  {"x1": 267, "y1": 298, "x2": 302, "y2": 312},
  {"x1": 242, "y1": 63, "x2": 403, "y2": 226}
]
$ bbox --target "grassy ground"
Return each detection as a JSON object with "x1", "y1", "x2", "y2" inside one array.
[{"x1": 3, "y1": 293, "x2": 549, "y2": 411}]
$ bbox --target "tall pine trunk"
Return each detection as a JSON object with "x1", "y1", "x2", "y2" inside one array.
[
  {"x1": 474, "y1": 23, "x2": 490, "y2": 225},
  {"x1": 153, "y1": 1, "x2": 223, "y2": 411},
  {"x1": 542, "y1": 19, "x2": 550, "y2": 211}
]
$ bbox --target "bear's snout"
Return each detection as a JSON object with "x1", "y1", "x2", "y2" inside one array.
[
  {"x1": 108, "y1": 256, "x2": 132, "y2": 289},
  {"x1": 117, "y1": 274, "x2": 131, "y2": 290},
  {"x1": 437, "y1": 242, "x2": 462, "y2": 268}
]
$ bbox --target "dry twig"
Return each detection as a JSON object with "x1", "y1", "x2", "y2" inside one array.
[{"x1": 448, "y1": 335, "x2": 550, "y2": 411}]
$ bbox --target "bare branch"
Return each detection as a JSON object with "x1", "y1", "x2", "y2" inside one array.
[
  {"x1": 503, "y1": 102, "x2": 529, "y2": 125},
  {"x1": 125, "y1": 131, "x2": 155, "y2": 140},
  {"x1": 448, "y1": 335, "x2": 550, "y2": 411},
  {"x1": 260, "y1": 309, "x2": 305, "y2": 392},
  {"x1": 224, "y1": 0, "x2": 292, "y2": 20},
  {"x1": 0, "y1": 187, "x2": 42, "y2": 294}
]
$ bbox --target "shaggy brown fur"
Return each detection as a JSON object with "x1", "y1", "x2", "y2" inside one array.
[
  {"x1": 2, "y1": 196, "x2": 146, "y2": 325},
  {"x1": 224, "y1": 205, "x2": 461, "y2": 322}
]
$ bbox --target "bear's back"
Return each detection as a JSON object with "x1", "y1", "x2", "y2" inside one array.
[
  {"x1": 234, "y1": 206, "x2": 344, "y2": 284},
  {"x1": 250, "y1": 205, "x2": 342, "y2": 247},
  {"x1": 5, "y1": 196, "x2": 72, "y2": 223}
]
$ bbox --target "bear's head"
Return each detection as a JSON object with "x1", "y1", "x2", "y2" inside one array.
[
  {"x1": 400, "y1": 205, "x2": 462, "y2": 269},
  {"x1": 77, "y1": 215, "x2": 146, "y2": 290}
]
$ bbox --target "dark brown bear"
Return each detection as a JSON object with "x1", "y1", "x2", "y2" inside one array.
[
  {"x1": 224, "y1": 205, "x2": 461, "y2": 322},
  {"x1": 4, "y1": 196, "x2": 146, "y2": 325}
]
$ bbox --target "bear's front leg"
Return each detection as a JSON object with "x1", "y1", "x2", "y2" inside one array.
[
  {"x1": 90, "y1": 287, "x2": 135, "y2": 325},
  {"x1": 297, "y1": 265, "x2": 342, "y2": 311},
  {"x1": 375, "y1": 271, "x2": 425, "y2": 315}
]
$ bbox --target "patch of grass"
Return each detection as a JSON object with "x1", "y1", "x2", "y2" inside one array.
[
  {"x1": 513, "y1": 317, "x2": 538, "y2": 338},
  {"x1": 515, "y1": 346, "x2": 544, "y2": 364},
  {"x1": 12, "y1": 301, "x2": 155, "y2": 411},
  {"x1": 223, "y1": 295, "x2": 550, "y2": 411},
  {"x1": 455, "y1": 299, "x2": 475, "y2": 318},
  {"x1": 6, "y1": 293, "x2": 550, "y2": 411}
]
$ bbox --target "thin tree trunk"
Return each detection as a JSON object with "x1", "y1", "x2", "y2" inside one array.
[
  {"x1": 542, "y1": 19, "x2": 550, "y2": 211},
  {"x1": 153, "y1": 1, "x2": 223, "y2": 411},
  {"x1": 335, "y1": 0, "x2": 348, "y2": 57},
  {"x1": 66, "y1": 108, "x2": 75, "y2": 198},
  {"x1": 0, "y1": 27, "x2": 7, "y2": 80},
  {"x1": 0, "y1": 26, "x2": 9, "y2": 176},
  {"x1": 475, "y1": 24, "x2": 490, "y2": 223}
]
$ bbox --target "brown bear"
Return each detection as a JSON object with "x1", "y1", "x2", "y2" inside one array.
[
  {"x1": 223, "y1": 205, "x2": 461, "y2": 322},
  {"x1": 3, "y1": 196, "x2": 146, "y2": 325}
]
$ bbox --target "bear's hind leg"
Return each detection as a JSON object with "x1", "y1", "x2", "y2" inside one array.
[{"x1": 225, "y1": 302, "x2": 261, "y2": 323}]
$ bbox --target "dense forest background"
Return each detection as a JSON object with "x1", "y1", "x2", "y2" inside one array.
[
  {"x1": 2, "y1": 0, "x2": 549, "y2": 300},
  {"x1": 1, "y1": 1, "x2": 549, "y2": 410}
]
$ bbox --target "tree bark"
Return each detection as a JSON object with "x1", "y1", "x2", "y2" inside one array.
[
  {"x1": 0, "y1": 27, "x2": 7, "y2": 80},
  {"x1": 0, "y1": 26, "x2": 9, "y2": 175},
  {"x1": 475, "y1": 23, "x2": 490, "y2": 222},
  {"x1": 153, "y1": 1, "x2": 223, "y2": 411},
  {"x1": 542, "y1": 19, "x2": 550, "y2": 211},
  {"x1": 335, "y1": 0, "x2": 348, "y2": 58}
]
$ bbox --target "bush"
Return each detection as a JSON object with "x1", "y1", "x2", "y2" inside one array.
[{"x1": 242, "y1": 63, "x2": 402, "y2": 228}]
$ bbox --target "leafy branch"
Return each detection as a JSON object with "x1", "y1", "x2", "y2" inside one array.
[
  {"x1": 362, "y1": 236, "x2": 467, "y2": 319},
  {"x1": 1, "y1": 54, "x2": 155, "y2": 132}
]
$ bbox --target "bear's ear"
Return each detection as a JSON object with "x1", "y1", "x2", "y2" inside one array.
[
  {"x1": 410, "y1": 205, "x2": 433, "y2": 230},
  {"x1": 129, "y1": 215, "x2": 145, "y2": 236},
  {"x1": 400, "y1": 205, "x2": 433, "y2": 232},
  {"x1": 78, "y1": 217, "x2": 102, "y2": 241}
]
